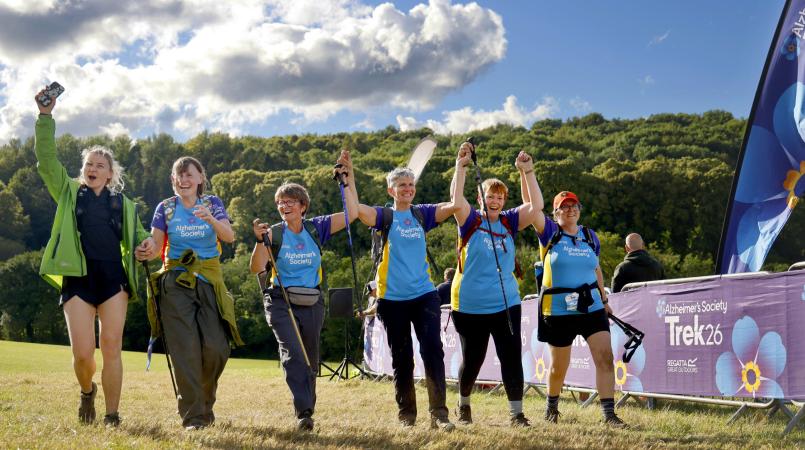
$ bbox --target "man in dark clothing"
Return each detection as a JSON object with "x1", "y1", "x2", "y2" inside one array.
[
  {"x1": 436, "y1": 268, "x2": 455, "y2": 306},
  {"x1": 611, "y1": 233, "x2": 665, "y2": 293}
]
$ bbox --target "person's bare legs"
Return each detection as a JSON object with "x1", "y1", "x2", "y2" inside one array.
[
  {"x1": 63, "y1": 297, "x2": 98, "y2": 393},
  {"x1": 586, "y1": 331, "x2": 615, "y2": 399},
  {"x1": 97, "y1": 291, "x2": 128, "y2": 414}
]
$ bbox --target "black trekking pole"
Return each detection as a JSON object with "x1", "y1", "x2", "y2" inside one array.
[
  {"x1": 262, "y1": 231, "x2": 314, "y2": 372},
  {"x1": 136, "y1": 203, "x2": 180, "y2": 400},
  {"x1": 609, "y1": 313, "x2": 645, "y2": 363},
  {"x1": 332, "y1": 164, "x2": 369, "y2": 379},
  {"x1": 143, "y1": 260, "x2": 180, "y2": 400},
  {"x1": 468, "y1": 137, "x2": 514, "y2": 334}
]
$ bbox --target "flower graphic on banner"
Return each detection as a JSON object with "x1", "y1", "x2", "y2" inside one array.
[
  {"x1": 781, "y1": 34, "x2": 800, "y2": 61},
  {"x1": 524, "y1": 329, "x2": 551, "y2": 383},
  {"x1": 715, "y1": 316, "x2": 786, "y2": 398},
  {"x1": 727, "y1": 82, "x2": 805, "y2": 271},
  {"x1": 656, "y1": 298, "x2": 666, "y2": 318},
  {"x1": 610, "y1": 323, "x2": 645, "y2": 392}
]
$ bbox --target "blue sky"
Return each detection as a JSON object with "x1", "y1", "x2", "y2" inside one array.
[{"x1": 0, "y1": 1, "x2": 787, "y2": 142}]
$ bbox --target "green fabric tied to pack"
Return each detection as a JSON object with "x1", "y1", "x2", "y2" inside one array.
[{"x1": 147, "y1": 249, "x2": 244, "y2": 346}]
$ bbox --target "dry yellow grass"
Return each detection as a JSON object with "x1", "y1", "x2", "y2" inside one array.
[{"x1": 1, "y1": 340, "x2": 803, "y2": 449}]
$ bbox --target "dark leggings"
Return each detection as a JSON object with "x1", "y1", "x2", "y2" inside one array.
[{"x1": 452, "y1": 305, "x2": 523, "y2": 401}]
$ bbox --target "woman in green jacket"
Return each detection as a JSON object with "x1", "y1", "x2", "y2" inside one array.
[{"x1": 34, "y1": 88, "x2": 154, "y2": 426}]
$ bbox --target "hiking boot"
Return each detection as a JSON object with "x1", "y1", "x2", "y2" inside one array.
[
  {"x1": 103, "y1": 412, "x2": 121, "y2": 427},
  {"x1": 297, "y1": 409, "x2": 314, "y2": 432},
  {"x1": 510, "y1": 412, "x2": 531, "y2": 427},
  {"x1": 544, "y1": 407, "x2": 560, "y2": 424},
  {"x1": 430, "y1": 416, "x2": 455, "y2": 432},
  {"x1": 297, "y1": 417, "x2": 314, "y2": 431},
  {"x1": 78, "y1": 382, "x2": 97, "y2": 424},
  {"x1": 603, "y1": 412, "x2": 627, "y2": 428},
  {"x1": 399, "y1": 416, "x2": 416, "y2": 428},
  {"x1": 456, "y1": 404, "x2": 472, "y2": 425}
]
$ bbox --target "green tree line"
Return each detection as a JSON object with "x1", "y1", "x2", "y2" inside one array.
[{"x1": 1, "y1": 111, "x2": 803, "y2": 359}]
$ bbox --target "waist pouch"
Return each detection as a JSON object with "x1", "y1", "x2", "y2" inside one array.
[
  {"x1": 285, "y1": 286, "x2": 321, "y2": 306},
  {"x1": 539, "y1": 282, "x2": 598, "y2": 314}
]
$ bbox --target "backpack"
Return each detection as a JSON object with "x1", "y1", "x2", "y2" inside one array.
[
  {"x1": 159, "y1": 195, "x2": 217, "y2": 262},
  {"x1": 368, "y1": 206, "x2": 440, "y2": 283},
  {"x1": 265, "y1": 220, "x2": 327, "y2": 290},
  {"x1": 75, "y1": 186, "x2": 124, "y2": 241},
  {"x1": 536, "y1": 225, "x2": 598, "y2": 287},
  {"x1": 456, "y1": 213, "x2": 523, "y2": 279}
]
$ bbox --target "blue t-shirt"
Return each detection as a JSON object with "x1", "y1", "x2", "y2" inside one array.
[
  {"x1": 452, "y1": 208, "x2": 521, "y2": 314},
  {"x1": 372, "y1": 204, "x2": 438, "y2": 301},
  {"x1": 271, "y1": 215, "x2": 333, "y2": 288},
  {"x1": 152, "y1": 195, "x2": 230, "y2": 261},
  {"x1": 538, "y1": 217, "x2": 603, "y2": 316}
]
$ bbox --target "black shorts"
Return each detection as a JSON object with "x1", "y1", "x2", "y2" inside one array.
[
  {"x1": 60, "y1": 259, "x2": 128, "y2": 307},
  {"x1": 538, "y1": 308, "x2": 610, "y2": 347}
]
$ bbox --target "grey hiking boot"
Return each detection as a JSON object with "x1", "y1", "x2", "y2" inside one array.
[
  {"x1": 430, "y1": 416, "x2": 455, "y2": 432},
  {"x1": 544, "y1": 407, "x2": 560, "y2": 423},
  {"x1": 456, "y1": 404, "x2": 472, "y2": 425},
  {"x1": 510, "y1": 412, "x2": 531, "y2": 427},
  {"x1": 103, "y1": 412, "x2": 121, "y2": 427},
  {"x1": 603, "y1": 412, "x2": 627, "y2": 428},
  {"x1": 78, "y1": 382, "x2": 97, "y2": 424}
]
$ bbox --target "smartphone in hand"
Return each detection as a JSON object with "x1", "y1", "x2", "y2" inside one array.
[{"x1": 36, "y1": 82, "x2": 65, "y2": 107}]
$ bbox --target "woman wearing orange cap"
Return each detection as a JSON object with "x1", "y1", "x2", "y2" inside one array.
[{"x1": 525, "y1": 188, "x2": 625, "y2": 427}]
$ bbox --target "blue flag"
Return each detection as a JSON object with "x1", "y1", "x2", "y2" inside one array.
[{"x1": 718, "y1": 0, "x2": 805, "y2": 273}]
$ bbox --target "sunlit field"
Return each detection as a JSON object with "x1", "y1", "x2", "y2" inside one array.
[{"x1": 1, "y1": 340, "x2": 802, "y2": 449}]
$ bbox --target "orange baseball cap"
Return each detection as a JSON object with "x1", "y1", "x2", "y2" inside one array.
[{"x1": 553, "y1": 191, "x2": 580, "y2": 210}]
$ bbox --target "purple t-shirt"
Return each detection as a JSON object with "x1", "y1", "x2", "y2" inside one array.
[{"x1": 152, "y1": 195, "x2": 230, "y2": 260}]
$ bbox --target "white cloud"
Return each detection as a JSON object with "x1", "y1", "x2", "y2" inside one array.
[
  {"x1": 0, "y1": 0, "x2": 507, "y2": 143},
  {"x1": 99, "y1": 122, "x2": 131, "y2": 137},
  {"x1": 648, "y1": 30, "x2": 671, "y2": 47},
  {"x1": 569, "y1": 96, "x2": 592, "y2": 113},
  {"x1": 397, "y1": 95, "x2": 558, "y2": 134},
  {"x1": 638, "y1": 75, "x2": 655, "y2": 86}
]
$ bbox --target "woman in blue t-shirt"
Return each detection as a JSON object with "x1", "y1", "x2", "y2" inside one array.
[
  {"x1": 136, "y1": 156, "x2": 240, "y2": 430},
  {"x1": 527, "y1": 188, "x2": 625, "y2": 427},
  {"x1": 249, "y1": 150, "x2": 358, "y2": 432},
  {"x1": 450, "y1": 142, "x2": 543, "y2": 427},
  {"x1": 353, "y1": 165, "x2": 459, "y2": 431}
]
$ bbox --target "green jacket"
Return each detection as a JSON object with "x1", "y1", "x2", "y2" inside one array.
[{"x1": 35, "y1": 114, "x2": 150, "y2": 299}]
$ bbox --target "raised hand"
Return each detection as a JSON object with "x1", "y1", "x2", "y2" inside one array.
[
  {"x1": 457, "y1": 142, "x2": 473, "y2": 168},
  {"x1": 514, "y1": 151, "x2": 534, "y2": 172},
  {"x1": 34, "y1": 88, "x2": 56, "y2": 115}
]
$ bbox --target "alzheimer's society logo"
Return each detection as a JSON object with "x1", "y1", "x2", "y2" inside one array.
[{"x1": 656, "y1": 298, "x2": 667, "y2": 318}]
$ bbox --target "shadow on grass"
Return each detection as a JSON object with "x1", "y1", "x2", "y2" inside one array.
[{"x1": 123, "y1": 421, "x2": 425, "y2": 450}]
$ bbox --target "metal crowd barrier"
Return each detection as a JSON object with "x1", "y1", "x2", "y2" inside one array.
[{"x1": 361, "y1": 262, "x2": 805, "y2": 436}]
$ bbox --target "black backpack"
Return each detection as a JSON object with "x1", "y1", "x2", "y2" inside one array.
[
  {"x1": 536, "y1": 225, "x2": 598, "y2": 287},
  {"x1": 368, "y1": 206, "x2": 440, "y2": 283},
  {"x1": 456, "y1": 212, "x2": 523, "y2": 279}
]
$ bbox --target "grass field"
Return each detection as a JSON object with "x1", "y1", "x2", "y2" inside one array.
[{"x1": 1, "y1": 340, "x2": 803, "y2": 449}]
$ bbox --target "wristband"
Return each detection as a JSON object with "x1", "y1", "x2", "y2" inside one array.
[
  {"x1": 523, "y1": 169, "x2": 534, "y2": 175},
  {"x1": 255, "y1": 236, "x2": 264, "y2": 244},
  {"x1": 602, "y1": 299, "x2": 608, "y2": 305}
]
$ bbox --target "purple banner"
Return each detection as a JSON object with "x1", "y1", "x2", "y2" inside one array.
[{"x1": 364, "y1": 270, "x2": 805, "y2": 399}]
